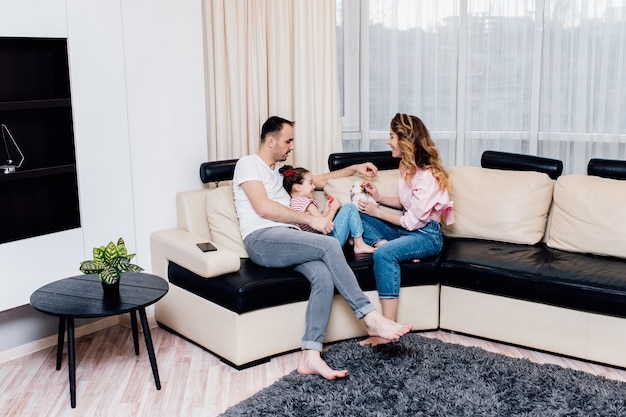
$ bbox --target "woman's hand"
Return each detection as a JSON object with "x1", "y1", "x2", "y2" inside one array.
[
  {"x1": 362, "y1": 181, "x2": 380, "y2": 201},
  {"x1": 357, "y1": 199, "x2": 379, "y2": 217}
]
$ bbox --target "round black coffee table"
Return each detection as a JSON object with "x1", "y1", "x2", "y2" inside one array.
[{"x1": 30, "y1": 272, "x2": 169, "y2": 408}]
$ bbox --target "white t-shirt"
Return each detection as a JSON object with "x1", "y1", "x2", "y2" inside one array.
[{"x1": 233, "y1": 154, "x2": 292, "y2": 240}]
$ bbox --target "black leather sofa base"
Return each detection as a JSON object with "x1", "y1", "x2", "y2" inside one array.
[
  {"x1": 440, "y1": 238, "x2": 626, "y2": 319},
  {"x1": 168, "y1": 235, "x2": 626, "y2": 326},
  {"x1": 167, "y1": 251, "x2": 440, "y2": 315}
]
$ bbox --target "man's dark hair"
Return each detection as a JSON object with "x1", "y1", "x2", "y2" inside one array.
[{"x1": 261, "y1": 116, "x2": 294, "y2": 142}]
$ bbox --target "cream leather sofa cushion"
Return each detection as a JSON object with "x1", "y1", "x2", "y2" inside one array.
[
  {"x1": 547, "y1": 175, "x2": 626, "y2": 259},
  {"x1": 443, "y1": 166, "x2": 554, "y2": 245},
  {"x1": 324, "y1": 169, "x2": 402, "y2": 215},
  {"x1": 205, "y1": 186, "x2": 248, "y2": 258}
]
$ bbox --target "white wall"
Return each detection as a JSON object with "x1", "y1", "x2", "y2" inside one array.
[{"x1": 0, "y1": 0, "x2": 208, "y2": 349}]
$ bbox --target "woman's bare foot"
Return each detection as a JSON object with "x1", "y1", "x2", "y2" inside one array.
[
  {"x1": 353, "y1": 237, "x2": 376, "y2": 254},
  {"x1": 297, "y1": 349, "x2": 349, "y2": 380},
  {"x1": 362, "y1": 310, "x2": 411, "y2": 341},
  {"x1": 357, "y1": 336, "x2": 391, "y2": 347}
]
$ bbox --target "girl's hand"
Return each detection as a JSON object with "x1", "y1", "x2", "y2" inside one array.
[{"x1": 328, "y1": 197, "x2": 341, "y2": 212}]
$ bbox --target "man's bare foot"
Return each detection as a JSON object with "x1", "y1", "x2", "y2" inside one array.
[
  {"x1": 362, "y1": 310, "x2": 411, "y2": 341},
  {"x1": 358, "y1": 336, "x2": 391, "y2": 347},
  {"x1": 297, "y1": 349, "x2": 349, "y2": 380},
  {"x1": 353, "y1": 237, "x2": 376, "y2": 254}
]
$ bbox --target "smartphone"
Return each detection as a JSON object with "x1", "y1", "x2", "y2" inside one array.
[{"x1": 196, "y1": 242, "x2": 218, "y2": 252}]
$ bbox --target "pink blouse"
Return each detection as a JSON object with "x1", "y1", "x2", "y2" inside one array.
[{"x1": 398, "y1": 169, "x2": 455, "y2": 231}]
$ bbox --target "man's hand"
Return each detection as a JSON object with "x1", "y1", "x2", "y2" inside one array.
[
  {"x1": 309, "y1": 216, "x2": 334, "y2": 234},
  {"x1": 356, "y1": 162, "x2": 378, "y2": 178}
]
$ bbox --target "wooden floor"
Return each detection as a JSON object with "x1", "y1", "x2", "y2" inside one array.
[{"x1": 2, "y1": 324, "x2": 626, "y2": 417}]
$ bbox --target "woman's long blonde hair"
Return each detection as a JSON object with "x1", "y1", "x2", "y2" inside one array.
[{"x1": 391, "y1": 113, "x2": 449, "y2": 189}]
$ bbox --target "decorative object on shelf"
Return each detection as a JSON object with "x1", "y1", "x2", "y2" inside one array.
[
  {"x1": 0, "y1": 124, "x2": 25, "y2": 174},
  {"x1": 79, "y1": 237, "x2": 143, "y2": 300}
]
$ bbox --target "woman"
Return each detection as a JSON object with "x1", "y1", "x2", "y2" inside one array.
[{"x1": 357, "y1": 113, "x2": 454, "y2": 346}]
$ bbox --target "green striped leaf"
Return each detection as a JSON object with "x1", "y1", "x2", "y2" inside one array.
[
  {"x1": 99, "y1": 266, "x2": 121, "y2": 284},
  {"x1": 79, "y1": 260, "x2": 106, "y2": 273}
]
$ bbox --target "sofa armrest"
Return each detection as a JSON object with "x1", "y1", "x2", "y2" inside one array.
[
  {"x1": 150, "y1": 228, "x2": 240, "y2": 280},
  {"x1": 481, "y1": 150, "x2": 563, "y2": 180}
]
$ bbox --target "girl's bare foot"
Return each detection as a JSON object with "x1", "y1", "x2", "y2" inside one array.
[
  {"x1": 353, "y1": 237, "x2": 376, "y2": 254},
  {"x1": 358, "y1": 336, "x2": 390, "y2": 347},
  {"x1": 362, "y1": 310, "x2": 411, "y2": 341},
  {"x1": 297, "y1": 349, "x2": 349, "y2": 380},
  {"x1": 374, "y1": 239, "x2": 388, "y2": 248}
]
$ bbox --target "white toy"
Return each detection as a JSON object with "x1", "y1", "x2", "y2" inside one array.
[{"x1": 350, "y1": 179, "x2": 378, "y2": 205}]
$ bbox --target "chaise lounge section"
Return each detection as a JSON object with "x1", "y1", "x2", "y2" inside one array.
[{"x1": 440, "y1": 155, "x2": 626, "y2": 367}]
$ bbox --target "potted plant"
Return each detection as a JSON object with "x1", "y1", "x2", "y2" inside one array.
[{"x1": 79, "y1": 237, "x2": 143, "y2": 299}]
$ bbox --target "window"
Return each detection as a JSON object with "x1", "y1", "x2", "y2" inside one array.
[{"x1": 337, "y1": 0, "x2": 626, "y2": 174}]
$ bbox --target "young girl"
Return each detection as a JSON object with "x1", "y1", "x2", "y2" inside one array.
[
  {"x1": 280, "y1": 165, "x2": 375, "y2": 254},
  {"x1": 357, "y1": 113, "x2": 454, "y2": 345}
]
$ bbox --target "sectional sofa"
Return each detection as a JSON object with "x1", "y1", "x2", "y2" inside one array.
[{"x1": 150, "y1": 151, "x2": 626, "y2": 370}]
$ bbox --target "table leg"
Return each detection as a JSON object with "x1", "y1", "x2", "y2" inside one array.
[
  {"x1": 130, "y1": 311, "x2": 139, "y2": 355},
  {"x1": 138, "y1": 307, "x2": 161, "y2": 390},
  {"x1": 67, "y1": 317, "x2": 77, "y2": 408},
  {"x1": 56, "y1": 317, "x2": 66, "y2": 370}
]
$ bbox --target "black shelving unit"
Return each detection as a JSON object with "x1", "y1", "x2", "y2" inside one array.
[{"x1": 0, "y1": 37, "x2": 80, "y2": 244}]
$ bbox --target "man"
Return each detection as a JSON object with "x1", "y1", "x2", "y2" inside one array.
[{"x1": 233, "y1": 116, "x2": 411, "y2": 380}]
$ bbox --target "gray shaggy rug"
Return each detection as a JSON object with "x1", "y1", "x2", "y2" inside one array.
[{"x1": 219, "y1": 333, "x2": 626, "y2": 417}]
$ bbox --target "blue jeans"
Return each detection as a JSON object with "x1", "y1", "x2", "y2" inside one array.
[
  {"x1": 359, "y1": 214, "x2": 443, "y2": 299},
  {"x1": 328, "y1": 203, "x2": 363, "y2": 246},
  {"x1": 244, "y1": 226, "x2": 375, "y2": 351}
]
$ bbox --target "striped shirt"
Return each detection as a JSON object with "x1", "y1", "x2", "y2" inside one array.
[{"x1": 290, "y1": 196, "x2": 320, "y2": 233}]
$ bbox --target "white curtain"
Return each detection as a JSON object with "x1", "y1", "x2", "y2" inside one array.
[
  {"x1": 293, "y1": 1, "x2": 343, "y2": 174},
  {"x1": 366, "y1": 0, "x2": 460, "y2": 166},
  {"x1": 362, "y1": 0, "x2": 626, "y2": 173},
  {"x1": 203, "y1": 0, "x2": 341, "y2": 174},
  {"x1": 539, "y1": 0, "x2": 626, "y2": 174}
]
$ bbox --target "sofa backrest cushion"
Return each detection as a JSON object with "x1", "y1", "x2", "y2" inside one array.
[
  {"x1": 547, "y1": 175, "x2": 626, "y2": 259},
  {"x1": 443, "y1": 166, "x2": 554, "y2": 245},
  {"x1": 176, "y1": 189, "x2": 213, "y2": 237},
  {"x1": 323, "y1": 169, "x2": 403, "y2": 216},
  {"x1": 205, "y1": 186, "x2": 249, "y2": 258}
]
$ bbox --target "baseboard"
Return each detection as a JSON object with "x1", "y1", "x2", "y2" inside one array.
[
  {"x1": 0, "y1": 308, "x2": 160, "y2": 365},
  {"x1": 0, "y1": 316, "x2": 121, "y2": 364}
]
